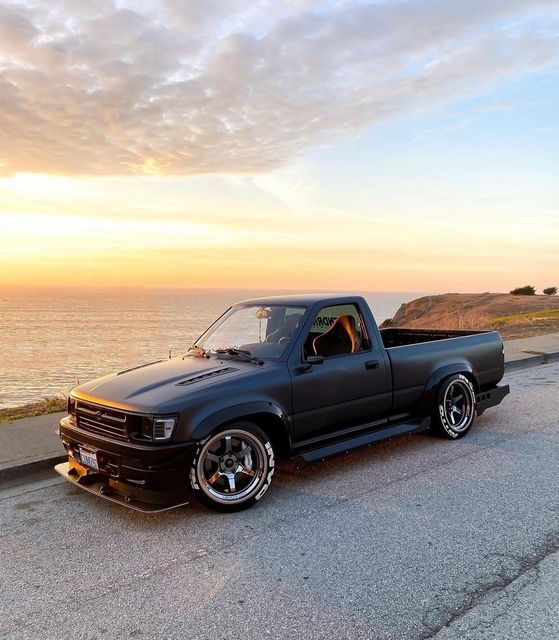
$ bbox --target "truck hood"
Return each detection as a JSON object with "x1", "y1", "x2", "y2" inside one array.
[{"x1": 71, "y1": 356, "x2": 259, "y2": 413}]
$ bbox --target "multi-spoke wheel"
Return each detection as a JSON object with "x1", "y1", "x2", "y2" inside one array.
[
  {"x1": 432, "y1": 374, "x2": 476, "y2": 439},
  {"x1": 189, "y1": 423, "x2": 275, "y2": 511}
]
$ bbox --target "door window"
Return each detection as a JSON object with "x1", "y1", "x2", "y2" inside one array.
[{"x1": 303, "y1": 304, "x2": 370, "y2": 359}]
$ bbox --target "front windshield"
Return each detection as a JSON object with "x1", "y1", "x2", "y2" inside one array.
[{"x1": 195, "y1": 305, "x2": 306, "y2": 359}]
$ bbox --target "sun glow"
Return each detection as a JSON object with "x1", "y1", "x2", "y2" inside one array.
[
  {"x1": 0, "y1": 0, "x2": 557, "y2": 294},
  {"x1": 1, "y1": 165, "x2": 558, "y2": 292}
]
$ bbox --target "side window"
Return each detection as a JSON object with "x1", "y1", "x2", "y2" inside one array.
[{"x1": 304, "y1": 304, "x2": 371, "y2": 359}]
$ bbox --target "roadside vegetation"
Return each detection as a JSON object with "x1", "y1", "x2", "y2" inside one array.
[
  {"x1": 0, "y1": 396, "x2": 67, "y2": 424},
  {"x1": 510, "y1": 285, "x2": 558, "y2": 296},
  {"x1": 490, "y1": 308, "x2": 559, "y2": 338},
  {"x1": 510, "y1": 285, "x2": 536, "y2": 295}
]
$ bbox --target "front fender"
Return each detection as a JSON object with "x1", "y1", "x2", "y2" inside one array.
[
  {"x1": 419, "y1": 363, "x2": 476, "y2": 415},
  {"x1": 190, "y1": 400, "x2": 291, "y2": 442}
]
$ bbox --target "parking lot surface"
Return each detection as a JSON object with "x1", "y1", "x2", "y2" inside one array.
[{"x1": 1, "y1": 363, "x2": 558, "y2": 639}]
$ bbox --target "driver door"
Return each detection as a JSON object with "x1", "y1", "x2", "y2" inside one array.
[{"x1": 289, "y1": 303, "x2": 391, "y2": 442}]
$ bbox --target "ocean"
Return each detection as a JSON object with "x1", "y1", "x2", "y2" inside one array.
[{"x1": 0, "y1": 288, "x2": 429, "y2": 407}]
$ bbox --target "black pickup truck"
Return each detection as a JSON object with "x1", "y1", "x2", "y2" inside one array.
[{"x1": 56, "y1": 294, "x2": 509, "y2": 512}]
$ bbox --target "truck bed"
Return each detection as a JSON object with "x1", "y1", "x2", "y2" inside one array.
[
  {"x1": 379, "y1": 327, "x2": 505, "y2": 412},
  {"x1": 380, "y1": 327, "x2": 491, "y2": 348}
]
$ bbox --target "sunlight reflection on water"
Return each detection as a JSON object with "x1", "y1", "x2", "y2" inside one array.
[{"x1": 0, "y1": 287, "x2": 428, "y2": 406}]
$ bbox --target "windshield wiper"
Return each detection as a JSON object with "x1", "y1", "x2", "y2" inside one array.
[
  {"x1": 212, "y1": 348, "x2": 264, "y2": 365},
  {"x1": 186, "y1": 344, "x2": 209, "y2": 359}
]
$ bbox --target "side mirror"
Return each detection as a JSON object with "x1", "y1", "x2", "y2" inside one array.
[{"x1": 306, "y1": 355, "x2": 324, "y2": 365}]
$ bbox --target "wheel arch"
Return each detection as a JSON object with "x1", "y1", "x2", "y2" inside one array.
[
  {"x1": 191, "y1": 401, "x2": 293, "y2": 457},
  {"x1": 419, "y1": 363, "x2": 479, "y2": 415}
]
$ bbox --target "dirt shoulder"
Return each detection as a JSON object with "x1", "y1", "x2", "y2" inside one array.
[
  {"x1": 0, "y1": 397, "x2": 67, "y2": 424},
  {"x1": 381, "y1": 293, "x2": 559, "y2": 340}
]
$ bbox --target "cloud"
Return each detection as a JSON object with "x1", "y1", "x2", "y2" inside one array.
[{"x1": 0, "y1": 0, "x2": 558, "y2": 176}]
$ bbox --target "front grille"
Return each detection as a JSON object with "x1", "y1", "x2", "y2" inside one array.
[{"x1": 76, "y1": 401, "x2": 131, "y2": 440}]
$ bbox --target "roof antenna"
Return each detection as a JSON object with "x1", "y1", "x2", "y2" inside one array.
[{"x1": 168, "y1": 349, "x2": 172, "y2": 359}]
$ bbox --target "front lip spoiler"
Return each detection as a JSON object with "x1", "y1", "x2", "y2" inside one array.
[{"x1": 55, "y1": 462, "x2": 189, "y2": 513}]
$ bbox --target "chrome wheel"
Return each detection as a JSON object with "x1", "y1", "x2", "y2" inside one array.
[
  {"x1": 196, "y1": 428, "x2": 270, "y2": 505},
  {"x1": 442, "y1": 379, "x2": 474, "y2": 432}
]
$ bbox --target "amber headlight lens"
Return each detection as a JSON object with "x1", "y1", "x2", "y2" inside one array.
[{"x1": 67, "y1": 398, "x2": 76, "y2": 424}]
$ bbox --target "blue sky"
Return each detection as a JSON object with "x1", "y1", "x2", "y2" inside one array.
[
  {"x1": 307, "y1": 68, "x2": 558, "y2": 213},
  {"x1": 0, "y1": 0, "x2": 558, "y2": 291}
]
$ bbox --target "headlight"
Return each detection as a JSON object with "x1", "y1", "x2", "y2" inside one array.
[{"x1": 153, "y1": 417, "x2": 177, "y2": 441}]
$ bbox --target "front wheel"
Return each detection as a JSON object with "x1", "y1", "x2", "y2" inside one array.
[
  {"x1": 189, "y1": 422, "x2": 275, "y2": 512},
  {"x1": 431, "y1": 374, "x2": 476, "y2": 439}
]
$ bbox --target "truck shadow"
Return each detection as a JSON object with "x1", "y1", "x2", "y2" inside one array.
[{"x1": 53, "y1": 414, "x2": 512, "y2": 527}]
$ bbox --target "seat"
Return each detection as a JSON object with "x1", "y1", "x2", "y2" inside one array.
[
  {"x1": 266, "y1": 313, "x2": 303, "y2": 343},
  {"x1": 312, "y1": 314, "x2": 361, "y2": 357}
]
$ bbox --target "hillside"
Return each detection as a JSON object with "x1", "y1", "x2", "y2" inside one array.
[{"x1": 381, "y1": 293, "x2": 559, "y2": 339}]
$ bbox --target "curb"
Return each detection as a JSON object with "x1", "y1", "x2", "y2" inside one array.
[
  {"x1": 504, "y1": 351, "x2": 559, "y2": 372},
  {"x1": 0, "y1": 454, "x2": 67, "y2": 484}
]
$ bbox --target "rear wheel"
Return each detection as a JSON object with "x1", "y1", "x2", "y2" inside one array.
[
  {"x1": 432, "y1": 374, "x2": 476, "y2": 439},
  {"x1": 189, "y1": 422, "x2": 275, "y2": 512}
]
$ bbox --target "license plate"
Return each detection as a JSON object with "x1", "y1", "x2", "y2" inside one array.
[{"x1": 78, "y1": 447, "x2": 99, "y2": 471}]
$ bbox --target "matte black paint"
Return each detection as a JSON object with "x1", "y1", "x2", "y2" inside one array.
[{"x1": 58, "y1": 294, "x2": 509, "y2": 510}]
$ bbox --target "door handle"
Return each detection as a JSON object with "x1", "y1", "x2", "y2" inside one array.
[{"x1": 365, "y1": 360, "x2": 380, "y2": 370}]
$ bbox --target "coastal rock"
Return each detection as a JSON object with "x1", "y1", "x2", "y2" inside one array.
[{"x1": 383, "y1": 293, "x2": 559, "y2": 339}]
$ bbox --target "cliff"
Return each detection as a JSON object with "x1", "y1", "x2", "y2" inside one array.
[{"x1": 381, "y1": 293, "x2": 559, "y2": 339}]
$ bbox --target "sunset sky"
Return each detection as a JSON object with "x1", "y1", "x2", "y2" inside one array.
[{"x1": 1, "y1": 0, "x2": 558, "y2": 292}]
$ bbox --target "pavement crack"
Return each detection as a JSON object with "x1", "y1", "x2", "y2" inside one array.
[{"x1": 418, "y1": 532, "x2": 559, "y2": 639}]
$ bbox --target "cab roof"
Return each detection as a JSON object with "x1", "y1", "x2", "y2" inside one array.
[{"x1": 235, "y1": 293, "x2": 365, "y2": 307}]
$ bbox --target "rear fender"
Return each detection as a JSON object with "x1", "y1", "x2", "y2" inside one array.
[{"x1": 419, "y1": 363, "x2": 476, "y2": 415}]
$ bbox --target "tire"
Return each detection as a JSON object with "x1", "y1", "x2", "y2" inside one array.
[
  {"x1": 189, "y1": 422, "x2": 275, "y2": 512},
  {"x1": 431, "y1": 374, "x2": 476, "y2": 439}
]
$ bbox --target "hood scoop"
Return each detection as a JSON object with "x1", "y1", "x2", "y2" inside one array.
[{"x1": 176, "y1": 366, "x2": 239, "y2": 386}]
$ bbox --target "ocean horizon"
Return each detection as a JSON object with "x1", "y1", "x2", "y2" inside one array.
[{"x1": 0, "y1": 287, "x2": 433, "y2": 407}]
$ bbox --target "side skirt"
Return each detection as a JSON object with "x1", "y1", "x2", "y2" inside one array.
[{"x1": 292, "y1": 417, "x2": 430, "y2": 466}]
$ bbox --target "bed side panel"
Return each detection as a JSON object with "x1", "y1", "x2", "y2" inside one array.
[{"x1": 387, "y1": 332, "x2": 505, "y2": 411}]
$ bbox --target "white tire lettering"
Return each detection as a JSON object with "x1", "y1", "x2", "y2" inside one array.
[
  {"x1": 191, "y1": 428, "x2": 275, "y2": 507},
  {"x1": 438, "y1": 374, "x2": 475, "y2": 437}
]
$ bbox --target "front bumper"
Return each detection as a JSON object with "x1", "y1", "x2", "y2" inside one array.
[{"x1": 57, "y1": 416, "x2": 195, "y2": 512}]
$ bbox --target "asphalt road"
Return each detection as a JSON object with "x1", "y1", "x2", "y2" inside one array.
[{"x1": 1, "y1": 363, "x2": 558, "y2": 640}]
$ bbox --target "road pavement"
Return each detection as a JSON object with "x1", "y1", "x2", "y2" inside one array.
[{"x1": 1, "y1": 362, "x2": 558, "y2": 639}]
